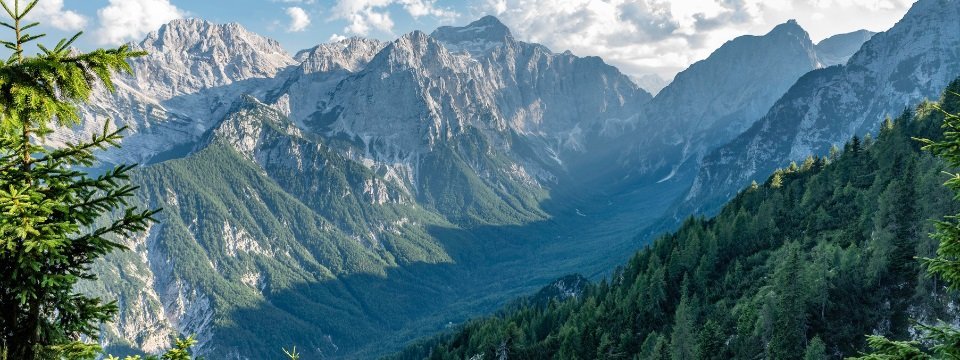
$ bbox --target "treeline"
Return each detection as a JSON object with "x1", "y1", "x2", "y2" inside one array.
[{"x1": 389, "y1": 80, "x2": 960, "y2": 360}]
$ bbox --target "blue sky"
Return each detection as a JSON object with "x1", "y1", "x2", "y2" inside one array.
[{"x1": 21, "y1": 0, "x2": 915, "y2": 79}]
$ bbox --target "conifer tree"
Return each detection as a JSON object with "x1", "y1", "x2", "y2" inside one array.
[
  {"x1": 696, "y1": 320, "x2": 725, "y2": 360},
  {"x1": 850, "y1": 136, "x2": 862, "y2": 154},
  {"x1": 770, "y1": 245, "x2": 806, "y2": 360},
  {"x1": 829, "y1": 144, "x2": 841, "y2": 163},
  {"x1": 883, "y1": 117, "x2": 895, "y2": 133},
  {"x1": 770, "y1": 170, "x2": 784, "y2": 189},
  {"x1": 851, "y1": 82, "x2": 960, "y2": 359},
  {"x1": 670, "y1": 280, "x2": 697, "y2": 360},
  {"x1": 0, "y1": 1, "x2": 155, "y2": 359},
  {"x1": 804, "y1": 337, "x2": 826, "y2": 360},
  {"x1": 801, "y1": 155, "x2": 816, "y2": 172},
  {"x1": 640, "y1": 332, "x2": 670, "y2": 360}
]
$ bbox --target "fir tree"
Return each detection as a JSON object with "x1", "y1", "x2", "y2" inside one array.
[
  {"x1": 770, "y1": 244, "x2": 806, "y2": 360},
  {"x1": 851, "y1": 81, "x2": 960, "y2": 359},
  {"x1": 640, "y1": 332, "x2": 670, "y2": 360},
  {"x1": 804, "y1": 337, "x2": 826, "y2": 360},
  {"x1": 696, "y1": 320, "x2": 725, "y2": 360},
  {"x1": 883, "y1": 117, "x2": 895, "y2": 133},
  {"x1": 670, "y1": 280, "x2": 697, "y2": 360},
  {"x1": 770, "y1": 170, "x2": 784, "y2": 189},
  {"x1": 829, "y1": 144, "x2": 841, "y2": 163},
  {"x1": 801, "y1": 155, "x2": 817, "y2": 172},
  {"x1": 0, "y1": 1, "x2": 155, "y2": 359}
]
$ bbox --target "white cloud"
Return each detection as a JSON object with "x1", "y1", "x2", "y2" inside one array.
[
  {"x1": 479, "y1": 0, "x2": 912, "y2": 79},
  {"x1": 27, "y1": 0, "x2": 87, "y2": 31},
  {"x1": 330, "y1": 0, "x2": 458, "y2": 36},
  {"x1": 286, "y1": 6, "x2": 311, "y2": 32},
  {"x1": 94, "y1": 0, "x2": 184, "y2": 45},
  {"x1": 808, "y1": 0, "x2": 913, "y2": 10}
]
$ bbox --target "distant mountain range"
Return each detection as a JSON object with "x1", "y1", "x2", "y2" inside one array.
[
  {"x1": 63, "y1": 0, "x2": 960, "y2": 358},
  {"x1": 634, "y1": 74, "x2": 670, "y2": 96},
  {"x1": 607, "y1": 19, "x2": 826, "y2": 188},
  {"x1": 390, "y1": 76, "x2": 960, "y2": 360},
  {"x1": 682, "y1": 0, "x2": 960, "y2": 218}
]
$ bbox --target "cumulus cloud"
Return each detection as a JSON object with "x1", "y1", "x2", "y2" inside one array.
[
  {"x1": 94, "y1": 0, "x2": 184, "y2": 45},
  {"x1": 480, "y1": 0, "x2": 912, "y2": 79},
  {"x1": 286, "y1": 6, "x2": 311, "y2": 32},
  {"x1": 808, "y1": 0, "x2": 913, "y2": 10},
  {"x1": 27, "y1": 0, "x2": 87, "y2": 31},
  {"x1": 330, "y1": 0, "x2": 458, "y2": 36}
]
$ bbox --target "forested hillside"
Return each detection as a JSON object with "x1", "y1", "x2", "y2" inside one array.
[{"x1": 390, "y1": 80, "x2": 960, "y2": 360}]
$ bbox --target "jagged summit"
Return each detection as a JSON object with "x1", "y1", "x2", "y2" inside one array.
[
  {"x1": 363, "y1": 30, "x2": 450, "y2": 70},
  {"x1": 135, "y1": 18, "x2": 295, "y2": 89},
  {"x1": 431, "y1": 15, "x2": 514, "y2": 55},
  {"x1": 64, "y1": 2, "x2": 959, "y2": 358},
  {"x1": 640, "y1": 17, "x2": 820, "y2": 142},
  {"x1": 144, "y1": 18, "x2": 287, "y2": 58},
  {"x1": 765, "y1": 19, "x2": 812, "y2": 42},
  {"x1": 684, "y1": 0, "x2": 960, "y2": 219},
  {"x1": 49, "y1": 18, "x2": 297, "y2": 166},
  {"x1": 294, "y1": 37, "x2": 386, "y2": 74},
  {"x1": 594, "y1": 17, "x2": 825, "y2": 189},
  {"x1": 773, "y1": 19, "x2": 801, "y2": 30},
  {"x1": 467, "y1": 15, "x2": 512, "y2": 37}
]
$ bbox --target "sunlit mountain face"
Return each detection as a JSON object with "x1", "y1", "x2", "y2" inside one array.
[{"x1": 40, "y1": 0, "x2": 960, "y2": 358}]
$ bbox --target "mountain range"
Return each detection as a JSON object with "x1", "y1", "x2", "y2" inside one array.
[
  {"x1": 390, "y1": 78, "x2": 960, "y2": 359},
  {"x1": 681, "y1": 0, "x2": 960, "y2": 218},
  {"x1": 63, "y1": 0, "x2": 960, "y2": 357}
]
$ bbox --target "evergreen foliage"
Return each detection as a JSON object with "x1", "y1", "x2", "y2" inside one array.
[
  {"x1": 850, "y1": 84, "x2": 960, "y2": 359},
  {"x1": 389, "y1": 79, "x2": 960, "y2": 360},
  {"x1": 0, "y1": 1, "x2": 157, "y2": 358},
  {"x1": 105, "y1": 337, "x2": 197, "y2": 360}
]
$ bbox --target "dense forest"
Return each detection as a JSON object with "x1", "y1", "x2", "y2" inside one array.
[{"x1": 389, "y1": 80, "x2": 960, "y2": 360}]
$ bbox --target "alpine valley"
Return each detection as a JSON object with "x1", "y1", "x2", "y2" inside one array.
[{"x1": 57, "y1": 0, "x2": 960, "y2": 358}]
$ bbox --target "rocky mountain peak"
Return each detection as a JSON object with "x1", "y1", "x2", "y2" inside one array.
[
  {"x1": 760, "y1": 19, "x2": 815, "y2": 50},
  {"x1": 770, "y1": 19, "x2": 803, "y2": 33},
  {"x1": 136, "y1": 18, "x2": 295, "y2": 89},
  {"x1": 682, "y1": 0, "x2": 960, "y2": 221},
  {"x1": 144, "y1": 18, "x2": 287, "y2": 59},
  {"x1": 52, "y1": 19, "x2": 298, "y2": 166},
  {"x1": 645, "y1": 18, "x2": 819, "y2": 134},
  {"x1": 601, "y1": 18, "x2": 825, "y2": 186},
  {"x1": 847, "y1": 0, "x2": 959, "y2": 69},
  {"x1": 431, "y1": 15, "x2": 513, "y2": 55},
  {"x1": 294, "y1": 37, "x2": 386, "y2": 74},
  {"x1": 365, "y1": 30, "x2": 458, "y2": 72}
]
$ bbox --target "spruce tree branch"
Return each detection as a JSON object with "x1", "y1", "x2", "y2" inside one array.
[
  {"x1": 37, "y1": 125, "x2": 126, "y2": 165},
  {"x1": 67, "y1": 185, "x2": 139, "y2": 218},
  {"x1": 68, "y1": 208, "x2": 160, "y2": 247}
]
